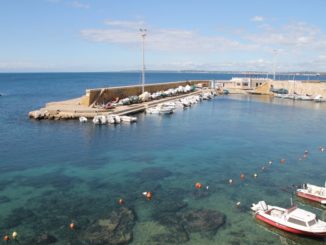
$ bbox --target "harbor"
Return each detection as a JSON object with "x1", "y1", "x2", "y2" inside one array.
[
  {"x1": 1, "y1": 72, "x2": 326, "y2": 244},
  {"x1": 28, "y1": 78, "x2": 326, "y2": 121}
]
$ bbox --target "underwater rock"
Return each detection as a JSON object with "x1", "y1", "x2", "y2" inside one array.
[
  {"x1": 180, "y1": 209, "x2": 225, "y2": 234},
  {"x1": 151, "y1": 225, "x2": 189, "y2": 244},
  {"x1": 0, "y1": 195, "x2": 10, "y2": 204},
  {"x1": 19, "y1": 172, "x2": 81, "y2": 190},
  {"x1": 82, "y1": 207, "x2": 136, "y2": 245},
  {"x1": 192, "y1": 188, "x2": 211, "y2": 199},
  {"x1": 134, "y1": 167, "x2": 172, "y2": 181},
  {"x1": 2, "y1": 207, "x2": 37, "y2": 228},
  {"x1": 35, "y1": 233, "x2": 58, "y2": 244}
]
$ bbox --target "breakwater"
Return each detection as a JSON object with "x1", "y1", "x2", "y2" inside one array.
[{"x1": 29, "y1": 80, "x2": 211, "y2": 120}]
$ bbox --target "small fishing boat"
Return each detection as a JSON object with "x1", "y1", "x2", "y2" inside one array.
[
  {"x1": 93, "y1": 115, "x2": 106, "y2": 125},
  {"x1": 79, "y1": 116, "x2": 88, "y2": 123},
  {"x1": 296, "y1": 183, "x2": 326, "y2": 204},
  {"x1": 120, "y1": 116, "x2": 137, "y2": 123},
  {"x1": 146, "y1": 107, "x2": 160, "y2": 114},
  {"x1": 314, "y1": 95, "x2": 325, "y2": 103},
  {"x1": 251, "y1": 201, "x2": 326, "y2": 237}
]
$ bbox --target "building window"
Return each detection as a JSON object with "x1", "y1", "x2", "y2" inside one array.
[
  {"x1": 237, "y1": 83, "x2": 241, "y2": 86},
  {"x1": 243, "y1": 83, "x2": 248, "y2": 86},
  {"x1": 256, "y1": 83, "x2": 259, "y2": 87}
]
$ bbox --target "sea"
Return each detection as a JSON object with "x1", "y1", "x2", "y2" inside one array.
[{"x1": 0, "y1": 72, "x2": 326, "y2": 245}]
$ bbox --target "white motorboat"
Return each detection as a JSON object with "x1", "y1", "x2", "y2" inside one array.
[
  {"x1": 251, "y1": 201, "x2": 326, "y2": 237},
  {"x1": 79, "y1": 116, "x2": 88, "y2": 123},
  {"x1": 296, "y1": 183, "x2": 326, "y2": 204},
  {"x1": 296, "y1": 95, "x2": 313, "y2": 101},
  {"x1": 120, "y1": 116, "x2": 137, "y2": 123},
  {"x1": 93, "y1": 115, "x2": 106, "y2": 125},
  {"x1": 146, "y1": 107, "x2": 160, "y2": 114},
  {"x1": 314, "y1": 95, "x2": 325, "y2": 102}
]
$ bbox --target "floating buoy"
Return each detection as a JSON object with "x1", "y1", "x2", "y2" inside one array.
[
  {"x1": 142, "y1": 191, "x2": 153, "y2": 200},
  {"x1": 206, "y1": 186, "x2": 209, "y2": 190},
  {"x1": 261, "y1": 166, "x2": 265, "y2": 171},
  {"x1": 3, "y1": 235, "x2": 10, "y2": 241},
  {"x1": 12, "y1": 231, "x2": 17, "y2": 240},
  {"x1": 320, "y1": 146, "x2": 325, "y2": 152},
  {"x1": 268, "y1": 161, "x2": 273, "y2": 165},
  {"x1": 118, "y1": 198, "x2": 125, "y2": 205},
  {"x1": 236, "y1": 202, "x2": 241, "y2": 208},
  {"x1": 304, "y1": 150, "x2": 309, "y2": 154},
  {"x1": 280, "y1": 158, "x2": 286, "y2": 164},
  {"x1": 303, "y1": 154, "x2": 308, "y2": 158},
  {"x1": 240, "y1": 173, "x2": 245, "y2": 180},
  {"x1": 229, "y1": 179, "x2": 233, "y2": 185},
  {"x1": 298, "y1": 157, "x2": 302, "y2": 161},
  {"x1": 253, "y1": 173, "x2": 258, "y2": 179},
  {"x1": 69, "y1": 222, "x2": 75, "y2": 230},
  {"x1": 195, "y1": 182, "x2": 202, "y2": 189}
]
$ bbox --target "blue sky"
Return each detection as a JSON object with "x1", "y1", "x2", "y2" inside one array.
[{"x1": 1, "y1": 0, "x2": 326, "y2": 72}]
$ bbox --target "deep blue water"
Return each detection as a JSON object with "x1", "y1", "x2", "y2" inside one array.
[{"x1": 0, "y1": 72, "x2": 326, "y2": 244}]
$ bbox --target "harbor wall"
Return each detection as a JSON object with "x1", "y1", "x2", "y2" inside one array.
[
  {"x1": 81, "y1": 80, "x2": 210, "y2": 106},
  {"x1": 270, "y1": 80, "x2": 326, "y2": 96}
]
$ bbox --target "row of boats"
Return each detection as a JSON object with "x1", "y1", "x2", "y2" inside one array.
[
  {"x1": 275, "y1": 93, "x2": 325, "y2": 102},
  {"x1": 145, "y1": 92, "x2": 215, "y2": 115},
  {"x1": 79, "y1": 115, "x2": 137, "y2": 124},
  {"x1": 251, "y1": 183, "x2": 326, "y2": 237}
]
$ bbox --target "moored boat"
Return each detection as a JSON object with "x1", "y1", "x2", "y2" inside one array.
[
  {"x1": 79, "y1": 116, "x2": 88, "y2": 123},
  {"x1": 251, "y1": 201, "x2": 326, "y2": 237},
  {"x1": 296, "y1": 183, "x2": 326, "y2": 204}
]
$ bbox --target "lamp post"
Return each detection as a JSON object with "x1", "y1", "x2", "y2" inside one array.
[
  {"x1": 273, "y1": 49, "x2": 278, "y2": 80},
  {"x1": 140, "y1": 28, "x2": 147, "y2": 94}
]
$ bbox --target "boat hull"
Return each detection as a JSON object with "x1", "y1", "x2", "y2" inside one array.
[
  {"x1": 256, "y1": 214, "x2": 326, "y2": 237},
  {"x1": 296, "y1": 191, "x2": 326, "y2": 204}
]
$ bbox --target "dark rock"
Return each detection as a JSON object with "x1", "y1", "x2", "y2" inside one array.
[
  {"x1": 2, "y1": 207, "x2": 37, "y2": 228},
  {"x1": 133, "y1": 167, "x2": 172, "y2": 181},
  {"x1": 0, "y1": 195, "x2": 10, "y2": 204},
  {"x1": 180, "y1": 209, "x2": 225, "y2": 234},
  {"x1": 35, "y1": 234, "x2": 58, "y2": 244},
  {"x1": 151, "y1": 225, "x2": 189, "y2": 244},
  {"x1": 82, "y1": 207, "x2": 136, "y2": 245},
  {"x1": 192, "y1": 189, "x2": 211, "y2": 199}
]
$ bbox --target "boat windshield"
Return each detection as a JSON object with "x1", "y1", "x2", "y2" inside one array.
[
  {"x1": 308, "y1": 219, "x2": 317, "y2": 226},
  {"x1": 287, "y1": 217, "x2": 307, "y2": 226}
]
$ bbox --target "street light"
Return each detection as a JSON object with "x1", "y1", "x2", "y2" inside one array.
[
  {"x1": 140, "y1": 28, "x2": 147, "y2": 93},
  {"x1": 273, "y1": 49, "x2": 278, "y2": 80}
]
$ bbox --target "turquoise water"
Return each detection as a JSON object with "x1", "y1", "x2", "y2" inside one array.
[{"x1": 0, "y1": 73, "x2": 326, "y2": 244}]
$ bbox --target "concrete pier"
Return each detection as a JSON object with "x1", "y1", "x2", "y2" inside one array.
[{"x1": 29, "y1": 80, "x2": 211, "y2": 120}]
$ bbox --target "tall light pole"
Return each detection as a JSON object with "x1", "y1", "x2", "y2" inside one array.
[
  {"x1": 140, "y1": 28, "x2": 147, "y2": 93},
  {"x1": 273, "y1": 49, "x2": 278, "y2": 80}
]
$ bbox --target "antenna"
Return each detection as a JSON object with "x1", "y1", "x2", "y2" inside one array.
[{"x1": 139, "y1": 28, "x2": 147, "y2": 94}]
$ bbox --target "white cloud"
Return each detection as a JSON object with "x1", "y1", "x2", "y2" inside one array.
[
  {"x1": 81, "y1": 24, "x2": 256, "y2": 53},
  {"x1": 105, "y1": 20, "x2": 146, "y2": 30},
  {"x1": 68, "y1": 1, "x2": 90, "y2": 9},
  {"x1": 251, "y1": 16, "x2": 264, "y2": 22},
  {"x1": 46, "y1": 0, "x2": 90, "y2": 9}
]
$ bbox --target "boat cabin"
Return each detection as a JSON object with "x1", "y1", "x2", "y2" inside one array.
[{"x1": 285, "y1": 207, "x2": 317, "y2": 227}]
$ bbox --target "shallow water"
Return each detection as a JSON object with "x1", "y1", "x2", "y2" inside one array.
[{"x1": 0, "y1": 73, "x2": 326, "y2": 244}]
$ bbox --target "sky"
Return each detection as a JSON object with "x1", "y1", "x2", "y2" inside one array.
[{"x1": 1, "y1": 0, "x2": 326, "y2": 72}]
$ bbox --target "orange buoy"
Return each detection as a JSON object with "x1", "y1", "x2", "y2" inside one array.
[
  {"x1": 145, "y1": 191, "x2": 153, "y2": 200},
  {"x1": 228, "y1": 179, "x2": 233, "y2": 185},
  {"x1": 195, "y1": 182, "x2": 202, "y2": 189},
  {"x1": 118, "y1": 198, "x2": 125, "y2": 205},
  {"x1": 12, "y1": 232, "x2": 18, "y2": 240},
  {"x1": 3, "y1": 235, "x2": 10, "y2": 241},
  {"x1": 280, "y1": 158, "x2": 286, "y2": 164},
  {"x1": 69, "y1": 222, "x2": 75, "y2": 230},
  {"x1": 240, "y1": 173, "x2": 245, "y2": 180}
]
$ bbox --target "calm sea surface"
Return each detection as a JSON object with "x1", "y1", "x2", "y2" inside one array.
[{"x1": 0, "y1": 72, "x2": 326, "y2": 244}]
